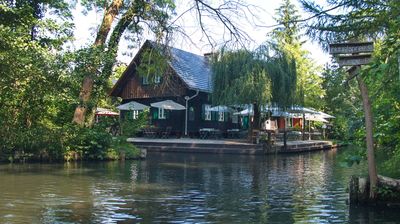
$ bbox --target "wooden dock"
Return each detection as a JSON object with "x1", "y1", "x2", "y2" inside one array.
[{"x1": 127, "y1": 138, "x2": 338, "y2": 155}]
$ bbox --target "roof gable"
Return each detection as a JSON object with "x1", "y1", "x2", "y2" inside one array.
[
  {"x1": 169, "y1": 47, "x2": 212, "y2": 93},
  {"x1": 110, "y1": 40, "x2": 212, "y2": 97}
]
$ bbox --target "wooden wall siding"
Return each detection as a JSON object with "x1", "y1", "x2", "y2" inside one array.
[
  {"x1": 120, "y1": 68, "x2": 187, "y2": 100},
  {"x1": 185, "y1": 91, "x2": 239, "y2": 134}
]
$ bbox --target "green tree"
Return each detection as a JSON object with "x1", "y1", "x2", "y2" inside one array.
[
  {"x1": 72, "y1": 0, "x2": 176, "y2": 125},
  {"x1": 271, "y1": 0, "x2": 324, "y2": 109},
  {"x1": 212, "y1": 50, "x2": 271, "y2": 134},
  {"x1": 301, "y1": 0, "x2": 400, "y2": 198},
  {"x1": 211, "y1": 47, "x2": 297, "y2": 139},
  {"x1": 321, "y1": 64, "x2": 363, "y2": 141},
  {"x1": 0, "y1": 0, "x2": 74, "y2": 160},
  {"x1": 72, "y1": 0, "x2": 259, "y2": 126}
]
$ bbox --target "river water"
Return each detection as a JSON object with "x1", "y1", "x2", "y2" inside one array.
[{"x1": 0, "y1": 148, "x2": 399, "y2": 223}]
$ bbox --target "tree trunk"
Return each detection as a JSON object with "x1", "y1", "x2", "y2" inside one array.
[
  {"x1": 356, "y1": 74, "x2": 378, "y2": 199},
  {"x1": 72, "y1": 0, "x2": 123, "y2": 125},
  {"x1": 378, "y1": 175, "x2": 400, "y2": 191},
  {"x1": 101, "y1": 11, "x2": 132, "y2": 80},
  {"x1": 248, "y1": 103, "x2": 260, "y2": 143},
  {"x1": 302, "y1": 112, "x2": 305, "y2": 140},
  {"x1": 253, "y1": 103, "x2": 260, "y2": 130}
]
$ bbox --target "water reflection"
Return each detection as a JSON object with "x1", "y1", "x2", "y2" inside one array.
[{"x1": 0, "y1": 149, "x2": 398, "y2": 223}]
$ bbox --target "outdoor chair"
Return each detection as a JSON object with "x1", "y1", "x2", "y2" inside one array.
[
  {"x1": 144, "y1": 128, "x2": 157, "y2": 138},
  {"x1": 161, "y1": 127, "x2": 172, "y2": 138},
  {"x1": 210, "y1": 129, "x2": 222, "y2": 139},
  {"x1": 227, "y1": 129, "x2": 240, "y2": 138}
]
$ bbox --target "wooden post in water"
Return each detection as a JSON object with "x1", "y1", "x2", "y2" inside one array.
[{"x1": 329, "y1": 42, "x2": 378, "y2": 200}]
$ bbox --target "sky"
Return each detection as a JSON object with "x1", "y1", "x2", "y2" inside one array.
[{"x1": 71, "y1": 0, "x2": 331, "y2": 66}]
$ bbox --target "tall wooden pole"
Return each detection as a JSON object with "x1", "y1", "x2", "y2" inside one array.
[{"x1": 351, "y1": 66, "x2": 378, "y2": 199}]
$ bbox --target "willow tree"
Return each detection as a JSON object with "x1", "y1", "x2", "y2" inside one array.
[
  {"x1": 300, "y1": 0, "x2": 400, "y2": 199},
  {"x1": 212, "y1": 50, "x2": 271, "y2": 132},
  {"x1": 212, "y1": 48, "x2": 297, "y2": 138}
]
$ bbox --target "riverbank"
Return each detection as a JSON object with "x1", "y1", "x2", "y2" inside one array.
[{"x1": 128, "y1": 138, "x2": 342, "y2": 155}]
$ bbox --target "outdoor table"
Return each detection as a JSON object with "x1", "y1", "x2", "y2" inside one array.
[
  {"x1": 311, "y1": 132, "x2": 322, "y2": 140},
  {"x1": 199, "y1": 128, "x2": 220, "y2": 139},
  {"x1": 199, "y1": 128, "x2": 211, "y2": 139},
  {"x1": 227, "y1": 129, "x2": 240, "y2": 138}
]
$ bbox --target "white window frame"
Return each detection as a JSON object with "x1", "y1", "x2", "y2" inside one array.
[
  {"x1": 133, "y1": 110, "x2": 139, "y2": 119},
  {"x1": 142, "y1": 76, "x2": 149, "y2": 85},
  {"x1": 158, "y1": 107, "x2": 166, "y2": 119},
  {"x1": 218, "y1": 111, "x2": 224, "y2": 122},
  {"x1": 204, "y1": 105, "x2": 211, "y2": 121},
  {"x1": 154, "y1": 75, "x2": 161, "y2": 84}
]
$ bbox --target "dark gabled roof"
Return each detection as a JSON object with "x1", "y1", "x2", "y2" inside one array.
[
  {"x1": 110, "y1": 40, "x2": 212, "y2": 97},
  {"x1": 168, "y1": 47, "x2": 212, "y2": 93}
]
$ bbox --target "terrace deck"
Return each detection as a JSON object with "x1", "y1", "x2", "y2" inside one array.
[{"x1": 127, "y1": 138, "x2": 340, "y2": 155}]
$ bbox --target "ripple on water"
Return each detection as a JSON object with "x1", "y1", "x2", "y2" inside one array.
[{"x1": 1, "y1": 151, "x2": 398, "y2": 223}]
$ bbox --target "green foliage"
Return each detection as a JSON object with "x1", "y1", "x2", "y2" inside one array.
[
  {"x1": 301, "y1": 0, "x2": 400, "y2": 176},
  {"x1": 321, "y1": 65, "x2": 363, "y2": 141},
  {"x1": 121, "y1": 110, "x2": 149, "y2": 137},
  {"x1": 136, "y1": 47, "x2": 169, "y2": 84},
  {"x1": 270, "y1": 0, "x2": 325, "y2": 109},
  {"x1": 110, "y1": 136, "x2": 141, "y2": 160},
  {"x1": 0, "y1": 1, "x2": 140, "y2": 162},
  {"x1": 0, "y1": 0, "x2": 75, "y2": 161},
  {"x1": 265, "y1": 49, "x2": 297, "y2": 108},
  {"x1": 211, "y1": 50, "x2": 271, "y2": 106},
  {"x1": 300, "y1": 0, "x2": 399, "y2": 49},
  {"x1": 63, "y1": 124, "x2": 112, "y2": 160},
  {"x1": 376, "y1": 184, "x2": 400, "y2": 201},
  {"x1": 338, "y1": 147, "x2": 366, "y2": 168},
  {"x1": 211, "y1": 47, "x2": 300, "y2": 110}
]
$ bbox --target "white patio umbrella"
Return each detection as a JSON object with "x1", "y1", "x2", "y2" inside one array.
[
  {"x1": 271, "y1": 111, "x2": 294, "y2": 117},
  {"x1": 208, "y1": 105, "x2": 232, "y2": 112},
  {"x1": 317, "y1": 111, "x2": 335, "y2": 119},
  {"x1": 287, "y1": 106, "x2": 318, "y2": 114},
  {"x1": 305, "y1": 114, "x2": 329, "y2": 123},
  {"x1": 117, "y1": 101, "x2": 149, "y2": 111},
  {"x1": 95, "y1": 110, "x2": 119, "y2": 116},
  {"x1": 95, "y1": 107, "x2": 119, "y2": 116},
  {"x1": 151, "y1": 100, "x2": 185, "y2": 110},
  {"x1": 233, "y1": 108, "x2": 253, "y2": 115}
]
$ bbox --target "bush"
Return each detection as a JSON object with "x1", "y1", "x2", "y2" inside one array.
[
  {"x1": 110, "y1": 136, "x2": 141, "y2": 159},
  {"x1": 120, "y1": 110, "x2": 149, "y2": 137},
  {"x1": 63, "y1": 124, "x2": 112, "y2": 161}
]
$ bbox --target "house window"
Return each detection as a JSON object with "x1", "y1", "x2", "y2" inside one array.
[
  {"x1": 232, "y1": 114, "x2": 238, "y2": 124},
  {"x1": 154, "y1": 75, "x2": 161, "y2": 84},
  {"x1": 158, "y1": 107, "x2": 166, "y2": 119},
  {"x1": 142, "y1": 76, "x2": 149, "y2": 85},
  {"x1": 286, "y1": 117, "x2": 293, "y2": 127},
  {"x1": 204, "y1": 105, "x2": 211, "y2": 121},
  {"x1": 218, "y1": 111, "x2": 224, "y2": 122},
  {"x1": 189, "y1": 107, "x2": 195, "y2": 121},
  {"x1": 133, "y1": 110, "x2": 139, "y2": 119}
]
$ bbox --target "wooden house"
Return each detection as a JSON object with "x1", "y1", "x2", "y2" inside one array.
[{"x1": 110, "y1": 40, "x2": 237, "y2": 136}]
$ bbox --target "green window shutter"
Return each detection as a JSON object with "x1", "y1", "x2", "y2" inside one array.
[
  {"x1": 211, "y1": 111, "x2": 216, "y2": 121},
  {"x1": 224, "y1": 112, "x2": 228, "y2": 122},
  {"x1": 201, "y1": 104, "x2": 206, "y2": 120},
  {"x1": 165, "y1": 110, "x2": 170, "y2": 119},
  {"x1": 153, "y1": 109, "x2": 158, "y2": 119}
]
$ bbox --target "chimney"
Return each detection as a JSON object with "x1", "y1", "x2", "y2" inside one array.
[{"x1": 203, "y1": 52, "x2": 213, "y2": 62}]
